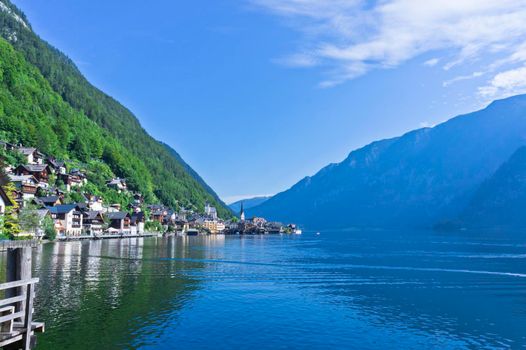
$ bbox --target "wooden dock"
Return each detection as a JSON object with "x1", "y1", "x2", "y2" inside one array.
[{"x1": 0, "y1": 243, "x2": 44, "y2": 349}]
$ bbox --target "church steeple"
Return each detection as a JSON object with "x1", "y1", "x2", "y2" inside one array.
[{"x1": 240, "y1": 202, "x2": 245, "y2": 222}]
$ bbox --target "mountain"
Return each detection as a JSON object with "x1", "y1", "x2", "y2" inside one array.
[
  {"x1": 0, "y1": 0, "x2": 230, "y2": 217},
  {"x1": 249, "y1": 95, "x2": 526, "y2": 229},
  {"x1": 161, "y1": 142, "x2": 229, "y2": 211},
  {"x1": 229, "y1": 196, "x2": 270, "y2": 213},
  {"x1": 459, "y1": 146, "x2": 526, "y2": 229}
]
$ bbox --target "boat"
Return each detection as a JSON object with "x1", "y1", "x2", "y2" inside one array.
[
  {"x1": 186, "y1": 229, "x2": 199, "y2": 236},
  {"x1": 293, "y1": 229, "x2": 302, "y2": 235}
]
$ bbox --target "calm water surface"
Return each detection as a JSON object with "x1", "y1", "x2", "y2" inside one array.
[{"x1": 1, "y1": 230, "x2": 525, "y2": 349}]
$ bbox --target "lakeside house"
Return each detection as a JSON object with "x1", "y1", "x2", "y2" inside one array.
[
  {"x1": 130, "y1": 209, "x2": 145, "y2": 235},
  {"x1": 83, "y1": 211, "x2": 105, "y2": 236},
  {"x1": 48, "y1": 204, "x2": 83, "y2": 237},
  {"x1": 150, "y1": 207, "x2": 167, "y2": 223},
  {"x1": 202, "y1": 218, "x2": 225, "y2": 233},
  {"x1": 106, "y1": 211, "x2": 131, "y2": 235},
  {"x1": 8, "y1": 174, "x2": 38, "y2": 201}
]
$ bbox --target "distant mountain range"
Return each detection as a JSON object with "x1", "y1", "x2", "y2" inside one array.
[
  {"x1": 229, "y1": 196, "x2": 270, "y2": 213},
  {"x1": 249, "y1": 95, "x2": 526, "y2": 230}
]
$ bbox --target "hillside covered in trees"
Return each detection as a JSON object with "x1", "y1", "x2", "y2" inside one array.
[{"x1": 0, "y1": 0, "x2": 230, "y2": 217}]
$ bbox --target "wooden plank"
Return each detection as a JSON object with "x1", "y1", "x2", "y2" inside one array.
[
  {"x1": 0, "y1": 295, "x2": 26, "y2": 308},
  {"x1": 0, "y1": 331, "x2": 21, "y2": 338},
  {"x1": 0, "y1": 279, "x2": 38, "y2": 291},
  {"x1": 0, "y1": 306, "x2": 15, "y2": 333},
  {"x1": 13, "y1": 322, "x2": 44, "y2": 333},
  {"x1": 0, "y1": 334, "x2": 22, "y2": 347},
  {"x1": 0, "y1": 311, "x2": 24, "y2": 324}
]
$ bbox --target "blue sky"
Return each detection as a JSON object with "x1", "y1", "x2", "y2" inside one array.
[{"x1": 12, "y1": 0, "x2": 526, "y2": 203}]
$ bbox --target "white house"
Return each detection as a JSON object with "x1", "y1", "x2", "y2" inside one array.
[
  {"x1": 48, "y1": 204, "x2": 83, "y2": 237},
  {"x1": 17, "y1": 147, "x2": 44, "y2": 165}
]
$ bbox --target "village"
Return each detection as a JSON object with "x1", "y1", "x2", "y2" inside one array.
[{"x1": 0, "y1": 141, "x2": 296, "y2": 240}]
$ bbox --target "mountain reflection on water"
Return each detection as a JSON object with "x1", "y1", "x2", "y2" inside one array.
[{"x1": 0, "y1": 231, "x2": 524, "y2": 349}]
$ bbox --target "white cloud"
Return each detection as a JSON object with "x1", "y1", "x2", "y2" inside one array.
[
  {"x1": 443, "y1": 71, "x2": 484, "y2": 87},
  {"x1": 478, "y1": 66, "x2": 526, "y2": 98},
  {"x1": 273, "y1": 53, "x2": 319, "y2": 67},
  {"x1": 424, "y1": 58, "x2": 440, "y2": 67},
  {"x1": 252, "y1": 0, "x2": 526, "y2": 89}
]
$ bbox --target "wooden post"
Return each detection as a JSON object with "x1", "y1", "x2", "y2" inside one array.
[
  {"x1": 6, "y1": 247, "x2": 32, "y2": 323},
  {"x1": 23, "y1": 283, "x2": 34, "y2": 350}
]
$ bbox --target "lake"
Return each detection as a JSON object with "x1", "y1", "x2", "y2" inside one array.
[{"x1": 2, "y1": 230, "x2": 525, "y2": 349}]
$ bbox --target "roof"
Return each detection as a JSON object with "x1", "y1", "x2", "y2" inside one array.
[
  {"x1": 106, "y1": 211, "x2": 129, "y2": 220},
  {"x1": 107, "y1": 178, "x2": 126, "y2": 185},
  {"x1": 69, "y1": 169, "x2": 86, "y2": 178},
  {"x1": 0, "y1": 141, "x2": 14, "y2": 148},
  {"x1": 47, "y1": 186, "x2": 65, "y2": 195},
  {"x1": 84, "y1": 211, "x2": 104, "y2": 220},
  {"x1": 8, "y1": 175, "x2": 38, "y2": 184},
  {"x1": 0, "y1": 187, "x2": 14, "y2": 206},
  {"x1": 16, "y1": 164, "x2": 49, "y2": 172},
  {"x1": 130, "y1": 212, "x2": 145, "y2": 224},
  {"x1": 46, "y1": 157, "x2": 65, "y2": 168},
  {"x1": 76, "y1": 202, "x2": 88, "y2": 211},
  {"x1": 36, "y1": 209, "x2": 50, "y2": 220},
  {"x1": 47, "y1": 204, "x2": 78, "y2": 214},
  {"x1": 17, "y1": 147, "x2": 37, "y2": 156},
  {"x1": 37, "y1": 196, "x2": 60, "y2": 204}
]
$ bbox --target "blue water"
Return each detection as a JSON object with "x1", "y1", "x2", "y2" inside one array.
[{"x1": 15, "y1": 230, "x2": 526, "y2": 349}]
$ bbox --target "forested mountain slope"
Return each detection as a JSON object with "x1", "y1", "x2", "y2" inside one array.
[{"x1": 0, "y1": 0, "x2": 229, "y2": 216}]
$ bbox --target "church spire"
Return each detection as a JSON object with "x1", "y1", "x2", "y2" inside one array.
[{"x1": 240, "y1": 202, "x2": 245, "y2": 222}]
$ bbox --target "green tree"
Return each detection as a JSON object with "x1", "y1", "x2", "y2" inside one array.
[
  {"x1": 0, "y1": 157, "x2": 7, "y2": 185},
  {"x1": 43, "y1": 215, "x2": 56, "y2": 240},
  {"x1": 18, "y1": 204, "x2": 40, "y2": 236},
  {"x1": 145, "y1": 220, "x2": 163, "y2": 232},
  {"x1": 1, "y1": 183, "x2": 20, "y2": 238}
]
